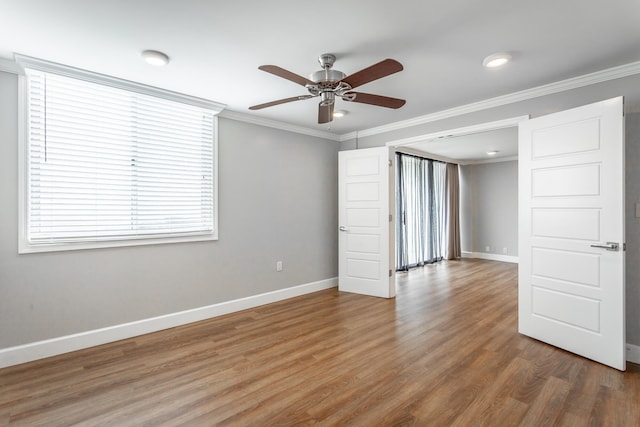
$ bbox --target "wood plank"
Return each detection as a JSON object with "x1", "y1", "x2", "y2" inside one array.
[{"x1": 0, "y1": 259, "x2": 638, "y2": 425}]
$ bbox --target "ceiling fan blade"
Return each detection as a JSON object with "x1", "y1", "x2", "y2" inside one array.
[
  {"x1": 249, "y1": 95, "x2": 313, "y2": 110},
  {"x1": 318, "y1": 102, "x2": 334, "y2": 124},
  {"x1": 259, "y1": 65, "x2": 317, "y2": 87},
  {"x1": 347, "y1": 92, "x2": 406, "y2": 109},
  {"x1": 342, "y1": 59, "x2": 403, "y2": 89}
]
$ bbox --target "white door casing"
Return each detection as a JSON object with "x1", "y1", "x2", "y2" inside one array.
[
  {"x1": 518, "y1": 97, "x2": 625, "y2": 370},
  {"x1": 338, "y1": 147, "x2": 395, "y2": 298}
]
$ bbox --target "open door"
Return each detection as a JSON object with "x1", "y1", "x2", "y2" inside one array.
[
  {"x1": 338, "y1": 147, "x2": 395, "y2": 298},
  {"x1": 519, "y1": 97, "x2": 625, "y2": 370}
]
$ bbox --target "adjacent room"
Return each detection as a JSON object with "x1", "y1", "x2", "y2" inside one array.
[{"x1": 1, "y1": 1, "x2": 640, "y2": 425}]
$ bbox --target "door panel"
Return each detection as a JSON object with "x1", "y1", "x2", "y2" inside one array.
[
  {"x1": 338, "y1": 147, "x2": 395, "y2": 298},
  {"x1": 532, "y1": 208, "x2": 600, "y2": 241},
  {"x1": 519, "y1": 97, "x2": 625, "y2": 370}
]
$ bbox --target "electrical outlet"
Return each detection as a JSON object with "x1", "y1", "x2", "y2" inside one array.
[
  {"x1": 503, "y1": 247, "x2": 508, "y2": 254},
  {"x1": 485, "y1": 246, "x2": 490, "y2": 252},
  {"x1": 276, "y1": 261, "x2": 283, "y2": 272}
]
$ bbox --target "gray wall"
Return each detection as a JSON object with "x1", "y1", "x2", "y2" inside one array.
[
  {"x1": 459, "y1": 161, "x2": 518, "y2": 257},
  {"x1": 459, "y1": 165, "x2": 473, "y2": 253},
  {"x1": 2, "y1": 65, "x2": 639, "y2": 351},
  {"x1": 626, "y1": 113, "x2": 640, "y2": 346},
  {"x1": 0, "y1": 71, "x2": 339, "y2": 349}
]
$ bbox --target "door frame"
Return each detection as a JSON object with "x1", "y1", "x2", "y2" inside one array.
[
  {"x1": 382, "y1": 112, "x2": 630, "y2": 367},
  {"x1": 385, "y1": 116, "x2": 529, "y2": 163},
  {"x1": 385, "y1": 115, "x2": 528, "y2": 266}
]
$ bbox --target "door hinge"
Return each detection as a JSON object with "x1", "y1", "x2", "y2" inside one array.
[
  {"x1": 389, "y1": 269, "x2": 392, "y2": 277},
  {"x1": 624, "y1": 243, "x2": 627, "y2": 251},
  {"x1": 388, "y1": 160, "x2": 392, "y2": 167},
  {"x1": 389, "y1": 214, "x2": 392, "y2": 222}
]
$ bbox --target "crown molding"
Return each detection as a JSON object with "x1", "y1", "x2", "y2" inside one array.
[
  {"x1": 385, "y1": 116, "x2": 527, "y2": 165},
  {"x1": 219, "y1": 110, "x2": 341, "y2": 141},
  {"x1": 386, "y1": 116, "x2": 528, "y2": 147},
  {"x1": 15, "y1": 54, "x2": 227, "y2": 112},
  {"x1": 0, "y1": 57, "x2": 20, "y2": 74},
  {"x1": 393, "y1": 149, "x2": 517, "y2": 166},
  {"x1": 339, "y1": 131, "x2": 358, "y2": 142},
  {"x1": 6, "y1": 52, "x2": 639, "y2": 141},
  {"x1": 463, "y1": 155, "x2": 519, "y2": 165},
  {"x1": 355, "y1": 60, "x2": 640, "y2": 139}
]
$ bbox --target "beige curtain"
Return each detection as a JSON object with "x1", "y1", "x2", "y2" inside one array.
[{"x1": 445, "y1": 163, "x2": 461, "y2": 259}]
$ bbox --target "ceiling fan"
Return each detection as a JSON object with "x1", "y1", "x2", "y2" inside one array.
[{"x1": 249, "y1": 54, "x2": 406, "y2": 124}]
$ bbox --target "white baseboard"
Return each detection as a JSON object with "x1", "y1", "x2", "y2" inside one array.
[
  {"x1": 627, "y1": 343, "x2": 640, "y2": 364},
  {"x1": 0, "y1": 277, "x2": 337, "y2": 369},
  {"x1": 462, "y1": 251, "x2": 519, "y2": 264}
]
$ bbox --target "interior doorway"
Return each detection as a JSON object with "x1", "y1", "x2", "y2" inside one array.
[{"x1": 386, "y1": 116, "x2": 526, "y2": 266}]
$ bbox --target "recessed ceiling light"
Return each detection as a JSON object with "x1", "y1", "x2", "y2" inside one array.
[
  {"x1": 482, "y1": 53, "x2": 511, "y2": 69},
  {"x1": 141, "y1": 50, "x2": 170, "y2": 66},
  {"x1": 487, "y1": 150, "x2": 499, "y2": 156},
  {"x1": 333, "y1": 110, "x2": 347, "y2": 118}
]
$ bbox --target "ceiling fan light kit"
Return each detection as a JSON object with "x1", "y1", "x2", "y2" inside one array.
[{"x1": 249, "y1": 53, "x2": 406, "y2": 124}]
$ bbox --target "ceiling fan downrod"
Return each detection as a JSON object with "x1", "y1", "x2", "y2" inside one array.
[{"x1": 307, "y1": 54, "x2": 352, "y2": 105}]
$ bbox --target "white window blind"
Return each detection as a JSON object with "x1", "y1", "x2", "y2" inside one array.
[{"x1": 23, "y1": 67, "x2": 219, "y2": 249}]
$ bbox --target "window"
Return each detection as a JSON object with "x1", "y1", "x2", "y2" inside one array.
[{"x1": 17, "y1": 56, "x2": 225, "y2": 253}]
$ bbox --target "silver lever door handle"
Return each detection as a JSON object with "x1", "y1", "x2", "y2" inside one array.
[
  {"x1": 590, "y1": 242, "x2": 619, "y2": 251},
  {"x1": 339, "y1": 226, "x2": 348, "y2": 232}
]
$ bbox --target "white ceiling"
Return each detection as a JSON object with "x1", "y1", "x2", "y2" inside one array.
[
  {"x1": 402, "y1": 127, "x2": 519, "y2": 163},
  {"x1": 1, "y1": 0, "x2": 639, "y2": 140}
]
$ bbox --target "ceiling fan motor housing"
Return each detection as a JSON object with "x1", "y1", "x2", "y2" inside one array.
[
  {"x1": 309, "y1": 68, "x2": 346, "y2": 85},
  {"x1": 308, "y1": 54, "x2": 351, "y2": 103}
]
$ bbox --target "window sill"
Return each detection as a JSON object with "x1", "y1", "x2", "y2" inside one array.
[{"x1": 18, "y1": 232, "x2": 218, "y2": 254}]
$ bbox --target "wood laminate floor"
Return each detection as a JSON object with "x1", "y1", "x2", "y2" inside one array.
[{"x1": 1, "y1": 259, "x2": 639, "y2": 426}]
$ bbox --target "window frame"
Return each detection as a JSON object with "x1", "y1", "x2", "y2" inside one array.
[{"x1": 16, "y1": 55, "x2": 225, "y2": 253}]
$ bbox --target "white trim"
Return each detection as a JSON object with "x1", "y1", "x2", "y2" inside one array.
[
  {"x1": 627, "y1": 343, "x2": 640, "y2": 364},
  {"x1": 219, "y1": 110, "x2": 341, "y2": 141},
  {"x1": 462, "y1": 251, "x2": 475, "y2": 258},
  {"x1": 19, "y1": 233, "x2": 219, "y2": 254},
  {"x1": 0, "y1": 57, "x2": 20, "y2": 74},
  {"x1": 6, "y1": 56, "x2": 640, "y2": 142},
  {"x1": 464, "y1": 155, "x2": 519, "y2": 165},
  {"x1": 386, "y1": 116, "x2": 528, "y2": 148},
  {"x1": 14, "y1": 54, "x2": 226, "y2": 112},
  {"x1": 462, "y1": 251, "x2": 519, "y2": 264},
  {"x1": 358, "y1": 60, "x2": 640, "y2": 138},
  {"x1": 386, "y1": 116, "x2": 528, "y2": 165},
  {"x1": 339, "y1": 131, "x2": 358, "y2": 142},
  {"x1": 0, "y1": 277, "x2": 337, "y2": 368},
  {"x1": 394, "y1": 148, "x2": 518, "y2": 166}
]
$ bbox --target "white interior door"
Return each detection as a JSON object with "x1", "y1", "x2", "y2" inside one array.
[
  {"x1": 338, "y1": 147, "x2": 395, "y2": 298},
  {"x1": 519, "y1": 97, "x2": 625, "y2": 370}
]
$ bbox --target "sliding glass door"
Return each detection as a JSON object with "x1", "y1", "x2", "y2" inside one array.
[{"x1": 395, "y1": 153, "x2": 459, "y2": 271}]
